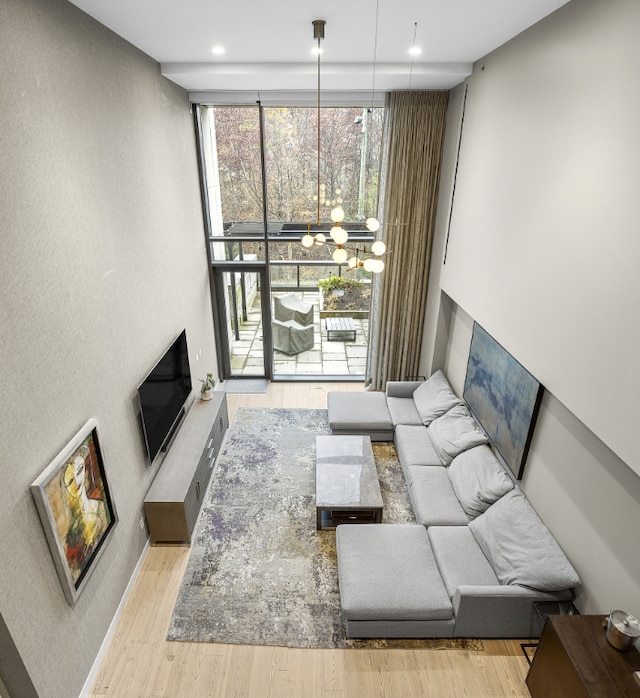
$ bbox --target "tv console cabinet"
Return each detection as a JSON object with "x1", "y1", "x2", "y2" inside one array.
[{"x1": 144, "y1": 392, "x2": 228, "y2": 544}]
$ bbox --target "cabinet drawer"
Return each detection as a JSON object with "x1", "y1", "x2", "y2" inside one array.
[
  {"x1": 184, "y1": 456, "x2": 213, "y2": 537},
  {"x1": 183, "y1": 477, "x2": 203, "y2": 539},
  {"x1": 210, "y1": 408, "x2": 228, "y2": 453},
  {"x1": 201, "y1": 437, "x2": 218, "y2": 470}
]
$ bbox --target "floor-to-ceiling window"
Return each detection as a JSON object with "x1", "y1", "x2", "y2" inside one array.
[{"x1": 196, "y1": 102, "x2": 383, "y2": 380}]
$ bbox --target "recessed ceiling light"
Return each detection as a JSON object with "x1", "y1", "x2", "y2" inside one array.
[
  {"x1": 408, "y1": 45, "x2": 422, "y2": 56},
  {"x1": 211, "y1": 46, "x2": 225, "y2": 56},
  {"x1": 311, "y1": 46, "x2": 323, "y2": 56}
]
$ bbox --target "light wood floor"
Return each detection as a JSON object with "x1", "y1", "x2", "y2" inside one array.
[{"x1": 89, "y1": 382, "x2": 532, "y2": 697}]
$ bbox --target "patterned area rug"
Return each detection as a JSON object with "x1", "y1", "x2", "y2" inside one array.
[{"x1": 167, "y1": 408, "x2": 483, "y2": 651}]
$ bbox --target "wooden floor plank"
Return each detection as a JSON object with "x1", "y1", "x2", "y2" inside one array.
[{"x1": 89, "y1": 382, "x2": 531, "y2": 697}]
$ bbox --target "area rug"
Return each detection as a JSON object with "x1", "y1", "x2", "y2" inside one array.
[
  {"x1": 222, "y1": 378, "x2": 269, "y2": 393},
  {"x1": 167, "y1": 408, "x2": 483, "y2": 651}
]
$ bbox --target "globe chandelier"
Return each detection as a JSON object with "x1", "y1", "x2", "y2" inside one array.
[{"x1": 300, "y1": 20, "x2": 386, "y2": 274}]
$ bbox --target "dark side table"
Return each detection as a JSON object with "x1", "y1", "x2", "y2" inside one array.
[{"x1": 526, "y1": 615, "x2": 640, "y2": 697}]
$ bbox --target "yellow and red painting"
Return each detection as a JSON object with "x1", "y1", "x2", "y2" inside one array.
[{"x1": 32, "y1": 419, "x2": 117, "y2": 603}]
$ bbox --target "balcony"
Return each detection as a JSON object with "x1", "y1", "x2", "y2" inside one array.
[
  {"x1": 216, "y1": 238, "x2": 373, "y2": 379},
  {"x1": 229, "y1": 288, "x2": 369, "y2": 378}
]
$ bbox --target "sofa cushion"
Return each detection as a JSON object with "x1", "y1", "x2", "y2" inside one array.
[
  {"x1": 327, "y1": 391, "x2": 393, "y2": 440},
  {"x1": 386, "y1": 396, "x2": 423, "y2": 427},
  {"x1": 469, "y1": 489, "x2": 581, "y2": 592},
  {"x1": 427, "y1": 404, "x2": 489, "y2": 466},
  {"x1": 448, "y1": 445, "x2": 514, "y2": 518},
  {"x1": 394, "y1": 425, "x2": 443, "y2": 467},
  {"x1": 406, "y1": 466, "x2": 469, "y2": 526},
  {"x1": 428, "y1": 526, "x2": 499, "y2": 599},
  {"x1": 412, "y1": 370, "x2": 462, "y2": 426},
  {"x1": 336, "y1": 524, "x2": 453, "y2": 621}
]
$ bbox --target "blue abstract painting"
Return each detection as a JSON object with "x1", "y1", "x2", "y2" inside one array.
[{"x1": 464, "y1": 323, "x2": 543, "y2": 479}]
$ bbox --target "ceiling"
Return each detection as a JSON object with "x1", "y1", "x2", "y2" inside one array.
[{"x1": 68, "y1": 0, "x2": 571, "y2": 95}]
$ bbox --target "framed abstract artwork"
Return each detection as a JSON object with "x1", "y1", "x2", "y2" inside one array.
[
  {"x1": 31, "y1": 418, "x2": 118, "y2": 604},
  {"x1": 464, "y1": 323, "x2": 544, "y2": 479}
]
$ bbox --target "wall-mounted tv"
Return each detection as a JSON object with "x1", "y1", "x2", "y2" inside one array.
[{"x1": 137, "y1": 330, "x2": 193, "y2": 465}]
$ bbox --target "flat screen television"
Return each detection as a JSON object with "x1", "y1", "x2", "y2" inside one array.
[{"x1": 137, "y1": 330, "x2": 193, "y2": 465}]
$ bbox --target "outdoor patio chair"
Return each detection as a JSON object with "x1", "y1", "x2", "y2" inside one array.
[
  {"x1": 272, "y1": 318, "x2": 314, "y2": 355},
  {"x1": 274, "y1": 293, "x2": 314, "y2": 326}
]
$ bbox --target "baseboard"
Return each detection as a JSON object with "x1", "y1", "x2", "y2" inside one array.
[{"x1": 79, "y1": 539, "x2": 150, "y2": 697}]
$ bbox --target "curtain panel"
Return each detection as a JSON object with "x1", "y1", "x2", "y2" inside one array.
[{"x1": 366, "y1": 90, "x2": 449, "y2": 390}]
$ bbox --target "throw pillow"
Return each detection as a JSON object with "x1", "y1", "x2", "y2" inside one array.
[
  {"x1": 427, "y1": 404, "x2": 488, "y2": 465},
  {"x1": 469, "y1": 489, "x2": 581, "y2": 592},
  {"x1": 412, "y1": 369, "x2": 462, "y2": 426},
  {"x1": 448, "y1": 445, "x2": 514, "y2": 518}
]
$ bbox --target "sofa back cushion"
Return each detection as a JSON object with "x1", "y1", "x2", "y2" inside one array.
[
  {"x1": 448, "y1": 445, "x2": 514, "y2": 518},
  {"x1": 469, "y1": 489, "x2": 581, "y2": 591},
  {"x1": 412, "y1": 370, "x2": 462, "y2": 426},
  {"x1": 427, "y1": 404, "x2": 489, "y2": 465}
]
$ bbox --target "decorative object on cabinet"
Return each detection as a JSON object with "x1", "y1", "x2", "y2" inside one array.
[
  {"x1": 31, "y1": 418, "x2": 118, "y2": 604},
  {"x1": 605, "y1": 610, "x2": 640, "y2": 651},
  {"x1": 199, "y1": 373, "x2": 216, "y2": 401}
]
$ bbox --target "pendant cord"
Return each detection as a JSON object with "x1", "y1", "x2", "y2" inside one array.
[
  {"x1": 317, "y1": 33, "x2": 321, "y2": 226},
  {"x1": 371, "y1": 0, "x2": 380, "y2": 108},
  {"x1": 409, "y1": 22, "x2": 418, "y2": 88}
]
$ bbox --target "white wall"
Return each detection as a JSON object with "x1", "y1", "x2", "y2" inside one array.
[
  {"x1": 439, "y1": 0, "x2": 640, "y2": 477},
  {"x1": 424, "y1": 0, "x2": 640, "y2": 620},
  {"x1": 420, "y1": 83, "x2": 467, "y2": 376},
  {"x1": 0, "y1": 1, "x2": 216, "y2": 695},
  {"x1": 440, "y1": 304, "x2": 640, "y2": 619}
]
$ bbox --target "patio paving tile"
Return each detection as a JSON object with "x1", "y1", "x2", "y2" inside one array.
[{"x1": 229, "y1": 292, "x2": 368, "y2": 377}]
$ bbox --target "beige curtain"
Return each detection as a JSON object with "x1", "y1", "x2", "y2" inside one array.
[{"x1": 365, "y1": 90, "x2": 449, "y2": 391}]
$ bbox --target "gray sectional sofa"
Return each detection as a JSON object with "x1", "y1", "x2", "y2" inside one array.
[{"x1": 331, "y1": 371, "x2": 581, "y2": 639}]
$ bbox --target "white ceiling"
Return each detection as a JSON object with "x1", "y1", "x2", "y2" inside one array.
[{"x1": 68, "y1": 0, "x2": 571, "y2": 94}]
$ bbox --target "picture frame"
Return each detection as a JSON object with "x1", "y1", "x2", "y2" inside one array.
[
  {"x1": 464, "y1": 323, "x2": 544, "y2": 479},
  {"x1": 31, "y1": 418, "x2": 118, "y2": 604}
]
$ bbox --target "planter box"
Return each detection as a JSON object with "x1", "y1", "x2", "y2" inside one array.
[{"x1": 318, "y1": 289, "x2": 370, "y2": 320}]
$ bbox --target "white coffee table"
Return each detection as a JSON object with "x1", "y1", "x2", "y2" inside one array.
[{"x1": 315, "y1": 434, "x2": 383, "y2": 530}]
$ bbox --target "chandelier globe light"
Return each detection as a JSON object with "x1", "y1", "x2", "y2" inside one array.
[
  {"x1": 330, "y1": 206, "x2": 345, "y2": 223},
  {"x1": 371, "y1": 240, "x2": 386, "y2": 256},
  {"x1": 300, "y1": 19, "x2": 385, "y2": 274}
]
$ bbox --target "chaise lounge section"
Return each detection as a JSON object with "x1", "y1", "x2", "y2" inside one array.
[
  {"x1": 337, "y1": 524, "x2": 455, "y2": 638},
  {"x1": 327, "y1": 391, "x2": 394, "y2": 441}
]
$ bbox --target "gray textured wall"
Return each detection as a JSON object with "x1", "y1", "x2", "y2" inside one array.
[{"x1": 0, "y1": 1, "x2": 216, "y2": 696}]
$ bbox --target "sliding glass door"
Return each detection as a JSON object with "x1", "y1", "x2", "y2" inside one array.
[
  {"x1": 210, "y1": 265, "x2": 270, "y2": 379},
  {"x1": 195, "y1": 102, "x2": 383, "y2": 380}
]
